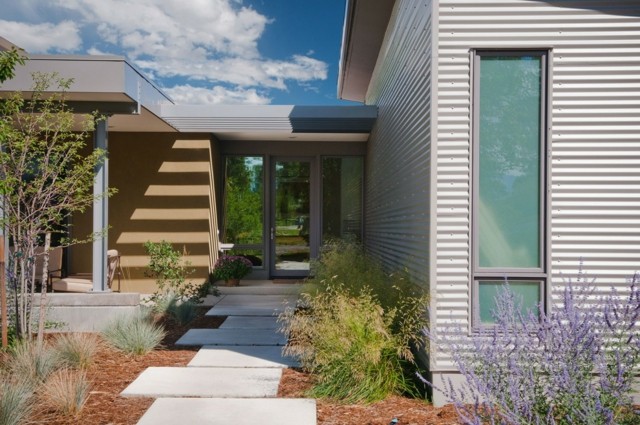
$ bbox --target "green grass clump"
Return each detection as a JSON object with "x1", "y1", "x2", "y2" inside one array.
[
  {"x1": 102, "y1": 311, "x2": 166, "y2": 355},
  {"x1": 280, "y1": 240, "x2": 429, "y2": 403},
  {"x1": 0, "y1": 377, "x2": 35, "y2": 425},
  {"x1": 53, "y1": 333, "x2": 100, "y2": 370},
  {"x1": 153, "y1": 293, "x2": 198, "y2": 325},
  {"x1": 41, "y1": 369, "x2": 90, "y2": 417}
]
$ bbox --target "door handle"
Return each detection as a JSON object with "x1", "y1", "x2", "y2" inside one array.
[{"x1": 270, "y1": 227, "x2": 274, "y2": 240}]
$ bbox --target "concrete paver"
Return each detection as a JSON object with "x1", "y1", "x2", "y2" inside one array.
[
  {"x1": 122, "y1": 367, "x2": 282, "y2": 398},
  {"x1": 175, "y1": 328, "x2": 287, "y2": 346},
  {"x1": 205, "y1": 294, "x2": 297, "y2": 317},
  {"x1": 220, "y1": 316, "x2": 280, "y2": 329},
  {"x1": 188, "y1": 345, "x2": 298, "y2": 368},
  {"x1": 137, "y1": 398, "x2": 316, "y2": 425},
  {"x1": 129, "y1": 281, "x2": 310, "y2": 424}
]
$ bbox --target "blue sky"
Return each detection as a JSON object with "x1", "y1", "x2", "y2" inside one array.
[{"x1": 0, "y1": 0, "x2": 356, "y2": 105}]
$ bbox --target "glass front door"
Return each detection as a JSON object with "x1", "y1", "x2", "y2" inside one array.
[{"x1": 271, "y1": 159, "x2": 314, "y2": 277}]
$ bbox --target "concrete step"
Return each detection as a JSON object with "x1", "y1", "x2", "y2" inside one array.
[
  {"x1": 206, "y1": 294, "x2": 297, "y2": 317},
  {"x1": 137, "y1": 398, "x2": 316, "y2": 425},
  {"x1": 176, "y1": 329, "x2": 286, "y2": 346},
  {"x1": 218, "y1": 280, "x2": 303, "y2": 296},
  {"x1": 220, "y1": 316, "x2": 280, "y2": 329},
  {"x1": 121, "y1": 367, "x2": 282, "y2": 398},
  {"x1": 188, "y1": 345, "x2": 298, "y2": 368}
]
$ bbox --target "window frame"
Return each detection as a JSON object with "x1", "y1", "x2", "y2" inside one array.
[{"x1": 470, "y1": 49, "x2": 550, "y2": 329}]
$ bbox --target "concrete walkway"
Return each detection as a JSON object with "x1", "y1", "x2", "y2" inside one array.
[{"x1": 122, "y1": 281, "x2": 315, "y2": 425}]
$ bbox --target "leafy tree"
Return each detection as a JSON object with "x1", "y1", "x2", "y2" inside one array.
[
  {"x1": 0, "y1": 70, "x2": 114, "y2": 342},
  {"x1": 223, "y1": 157, "x2": 263, "y2": 244}
]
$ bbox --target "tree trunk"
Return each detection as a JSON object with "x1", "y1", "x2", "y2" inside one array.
[
  {"x1": 36, "y1": 233, "x2": 50, "y2": 347},
  {"x1": 0, "y1": 235, "x2": 7, "y2": 348}
]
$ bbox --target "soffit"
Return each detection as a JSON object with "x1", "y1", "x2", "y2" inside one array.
[
  {"x1": 160, "y1": 104, "x2": 377, "y2": 142},
  {"x1": 337, "y1": 0, "x2": 396, "y2": 102}
]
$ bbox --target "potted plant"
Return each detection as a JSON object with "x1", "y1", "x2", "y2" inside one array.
[{"x1": 213, "y1": 255, "x2": 253, "y2": 286}]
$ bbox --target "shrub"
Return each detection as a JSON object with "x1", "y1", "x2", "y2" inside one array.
[
  {"x1": 144, "y1": 240, "x2": 205, "y2": 304},
  {"x1": 422, "y1": 273, "x2": 640, "y2": 425},
  {"x1": 9, "y1": 340, "x2": 60, "y2": 385},
  {"x1": 154, "y1": 293, "x2": 198, "y2": 326},
  {"x1": 279, "y1": 241, "x2": 428, "y2": 403},
  {"x1": 213, "y1": 255, "x2": 253, "y2": 281},
  {"x1": 53, "y1": 333, "x2": 100, "y2": 370},
  {"x1": 0, "y1": 377, "x2": 34, "y2": 425},
  {"x1": 42, "y1": 369, "x2": 90, "y2": 417},
  {"x1": 102, "y1": 312, "x2": 165, "y2": 355}
]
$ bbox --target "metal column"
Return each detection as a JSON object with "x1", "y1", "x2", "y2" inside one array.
[{"x1": 92, "y1": 118, "x2": 109, "y2": 292}]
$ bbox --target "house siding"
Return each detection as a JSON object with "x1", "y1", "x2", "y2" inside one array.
[
  {"x1": 68, "y1": 133, "x2": 218, "y2": 293},
  {"x1": 433, "y1": 0, "x2": 640, "y2": 375},
  {"x1": 364, "y1": 0, "x2": 434, "y2": 285}
]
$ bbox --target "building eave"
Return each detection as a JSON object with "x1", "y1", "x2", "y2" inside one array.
[
  {"x1": 337, "y1": 0, "x2": 395, "y2": 102},
  {"x1": 0, "y1": 54, "x2": 177, "y2": 132}
]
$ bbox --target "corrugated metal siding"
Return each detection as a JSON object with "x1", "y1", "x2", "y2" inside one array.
[
  {"x1": 434, "y1": 0, "x2": 640, "y2": 370},
  {"x1": 364, "y1": 0, "x2": 433, "y2": 284}
]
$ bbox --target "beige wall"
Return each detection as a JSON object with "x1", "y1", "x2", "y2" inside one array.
[{"x1": 68, "y1": 132, "x2": 218, "y2": 294}]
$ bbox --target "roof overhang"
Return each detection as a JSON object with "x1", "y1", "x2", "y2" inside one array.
[
  {"x1": 337, "y1": 0, "x2": 395, "y2": 102},
  {"x1": 0, "y1": 54, "x2": 176, "y2": 132},
  {"x1": 160, "y1": 104, "x2": 377, "y2": 142}
]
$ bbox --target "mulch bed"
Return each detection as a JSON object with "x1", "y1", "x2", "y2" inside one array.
[{"x1": 21, "y1": 306, "x2": 460, "y2": 424}]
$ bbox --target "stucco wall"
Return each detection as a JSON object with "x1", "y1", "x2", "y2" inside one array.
[{"x1": 68, "y1": 132, "x2": 218, "y2": 294}]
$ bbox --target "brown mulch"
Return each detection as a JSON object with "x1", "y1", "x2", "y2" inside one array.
[
  {"x1": 278, "y1": 368, "x2": 461, "y2": 425},
  {"x1": 22, "y1": 306, "x2": 460, "y2": 424}
]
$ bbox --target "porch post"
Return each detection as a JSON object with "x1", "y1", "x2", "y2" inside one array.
[{"x1": 92, "y1": 118, "x2": 109, "y2": 292}]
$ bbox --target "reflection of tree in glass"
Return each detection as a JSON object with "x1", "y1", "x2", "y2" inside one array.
[
  {"x1": 275, "y1": 161, "x2": 310, "y2": 227},
  {"x1": 223, "y1": 157, "x2": 263, "y2": 245},
  {"x1": 478, "y1": 56, "x2": 542, "y2": 268}
]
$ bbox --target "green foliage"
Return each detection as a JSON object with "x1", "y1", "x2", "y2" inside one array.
[
  {"x1": 0, "y1": 72, "x2": 115, "y2": 340},
  {"x1": 154, "y1": 293, "x2": 198, "y2": 326},
  {"x1": 223, "y1": 156, "x2": 263, "y2": 244},
  {"x1": 309, "y1": 240, "x2": 428, "y2": 346},
  {"x1": 102, "y1": 311, "x2": 165, "y2": 355},
  {"x1": 53, "y1": 333, "x2": 100, "y2": 370},
  {"x1": 0, "y1": 47, "x2": 25, "y2": 84},
  {"x1": 0, "y1": 377, "x2": 34, "y2": 425},
  {"x1": 279, "y1": 241, "x2": 429, "y2": 403},
  {"x1": 144, "y1": 240, "x2": 204, "y2": 304},
  {"x1": 42, "y1": 369, "x2": 90, "y2": 417},
  {"x1": 213, "y1": 255, "x2": 253, "y2": 281}
]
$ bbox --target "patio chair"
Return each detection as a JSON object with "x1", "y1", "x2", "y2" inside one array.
[
  {"x1": 34, "y1": 246, "x2": 64, "y2": 289},
  {"x1": 51, "y1": 249, "x2": 121, "y2": 292}
]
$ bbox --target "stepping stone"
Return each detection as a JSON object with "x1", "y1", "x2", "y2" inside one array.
[
  {"x1": 137, "y1": 398, "x2": 316, "y2": 425},
  {"x1": 175, "y1": 329, "x2": 286, "y2": 346},
  {"x1": 121, "y1": 367, "x2": 282, "y2": 398},
  {"x1": 188, "y1": 345, "x2": 298, "y2": 368},
  {"x1": 206, "y1": 294, "x2": 297, "y2": 317},
  {"x1": 220, "y1": 316, "x2": 280, "y2": 329}
]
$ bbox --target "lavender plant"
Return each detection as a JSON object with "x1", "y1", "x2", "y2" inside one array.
[{"x1": 422, "y1": 272, "x2": 640, "y2": 425}]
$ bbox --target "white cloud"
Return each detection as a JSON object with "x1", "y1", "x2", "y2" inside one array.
[
  {"x1": 0, "y1": 0, "x2": 330, "y2": 104},
  {"x1": 53, "y1": 0, "x2": 327, "y2": 89},
  {"x1": 165, "y1": 84, "x2": 271, "y2": 105},
  {"x1": 0, "y1": 20, "x2": 81, "y2": 52}
]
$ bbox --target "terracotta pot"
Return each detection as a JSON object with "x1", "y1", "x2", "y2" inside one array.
[{"x1": 224, "y1": 278, "x2": 240, "y2": 287}]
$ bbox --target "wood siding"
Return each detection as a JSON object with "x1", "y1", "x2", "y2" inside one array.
[
  {"x1": 364, "y1": 0, "x2": 434, "y2": 285},
  {"x1": 433, "y1": 0, "x2": 640, "y2": 370}
]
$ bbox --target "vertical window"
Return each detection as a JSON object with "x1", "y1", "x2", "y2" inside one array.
[
  {"x1": 322, "y1": 157, "x2": 363, "y2": 243},
  {"x1": 472, "y1": 51, "x2": 547, "y2": 327},
  {"x1": 222, "y1": 156, "x2": 264, "y2": 267}
]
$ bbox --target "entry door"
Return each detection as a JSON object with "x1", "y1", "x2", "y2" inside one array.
[{"x1": 270, "y1": 158, "x2": 317, "y2": 277}]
